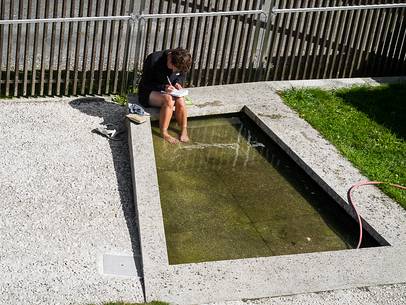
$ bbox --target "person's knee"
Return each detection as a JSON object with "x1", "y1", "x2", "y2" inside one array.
[
  {"x1": 162, "y1": 95, "x2": 175, "y2": 108},
  {"x1": 175, "y1": 97, "x2": 186, "y2": 109}
]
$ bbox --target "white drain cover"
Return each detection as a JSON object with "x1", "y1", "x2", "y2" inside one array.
[{"x1": 102, "y1": 254, "x2": 138, "y2": 277}]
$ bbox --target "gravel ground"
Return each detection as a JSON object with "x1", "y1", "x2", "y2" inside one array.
[
  {"x1": 1, "y1": 96, "x2": 405, "y2": 305},
  {"x1": 0, "y1": 97, "x2": 143, "y2": 305}
]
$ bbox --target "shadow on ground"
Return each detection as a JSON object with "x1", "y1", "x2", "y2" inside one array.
[
  {"x1": 69, "y1": 97, "x2": 143, "y2": 278},
  {"x1": 335, "y1": 82, "x2": 406, "y2": 140}
]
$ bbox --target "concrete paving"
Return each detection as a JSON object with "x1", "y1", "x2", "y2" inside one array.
[
  {"x1": 0, "y1": 97, "x2": 144, "y2": 305},
  {"x1": 1, "y1": 77, "x2": 405, "y2": 305}
]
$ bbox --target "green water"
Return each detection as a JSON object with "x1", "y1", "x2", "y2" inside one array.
[{"x1": 151, "y1": 114, "x2": 379, "y2": 265}]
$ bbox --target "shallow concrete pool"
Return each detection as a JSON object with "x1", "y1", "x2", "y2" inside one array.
[{"x1": 152, "y1": 114, "x2": 379, "y2": 264}]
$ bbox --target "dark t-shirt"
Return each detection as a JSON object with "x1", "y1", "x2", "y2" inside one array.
[{"x1": 138, "y1": 50, "x2": 186, "y2": 107}]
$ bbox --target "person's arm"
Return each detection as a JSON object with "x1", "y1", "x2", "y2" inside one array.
[{"x1": 174, "y1": 73, "x2": 187, "y2": 89}]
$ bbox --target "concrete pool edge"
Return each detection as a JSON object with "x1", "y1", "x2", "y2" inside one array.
[{"x1": 128, "y1": 78, "x2": 406, "y2": 304}]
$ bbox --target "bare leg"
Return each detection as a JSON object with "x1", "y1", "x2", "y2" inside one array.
[
  {"x1": 174, "y1": 97, "x2": 189, "y2": 142},
  {"x1": 149, "y1": 92, "x2": 178, "y2": 144}
]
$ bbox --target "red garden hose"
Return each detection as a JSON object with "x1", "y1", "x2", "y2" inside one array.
[{"x1": 347, "y1": 181, "x2": 406, "y2": 249}]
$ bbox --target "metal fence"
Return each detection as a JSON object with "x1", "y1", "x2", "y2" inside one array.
[{"x1": 0, "y1": 0, "x2": 405, "y2": 98}]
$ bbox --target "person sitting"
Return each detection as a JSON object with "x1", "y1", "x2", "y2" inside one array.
[{"x1": 138, "y1": 48, "x2": 192, "y2": 144}]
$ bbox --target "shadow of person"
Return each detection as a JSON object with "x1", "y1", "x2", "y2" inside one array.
[{"x1": 69, "y1": 97, "x2": 143, "y2": 278}]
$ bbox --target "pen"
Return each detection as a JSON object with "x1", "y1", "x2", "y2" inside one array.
[{"x1": 166, "y1": 76, "x2": 173, "y2": 87}]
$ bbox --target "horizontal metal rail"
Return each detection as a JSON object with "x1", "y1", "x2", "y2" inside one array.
[
  {"x1": 0, "y1": 10, "x2": 265, "y2": 25},
  {"x1": 0, "y1": 15, "x2": 132, "y2": 25},
  {"x1": 272, "y1": 3, "x2": 406, "y2": 14},
  {"x1": 137, "y1": 10, "x2": 266, "y2": 20}
]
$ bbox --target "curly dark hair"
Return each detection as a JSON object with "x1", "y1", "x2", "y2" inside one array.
[{"x1": 170, "y1": 48, "x2": 192, "y2": 73}]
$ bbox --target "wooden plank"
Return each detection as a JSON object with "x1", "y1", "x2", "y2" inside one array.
[
  {"x1": 105, "y1": 0, "x2": 119, "y2": 93},
  {"x1": 22, "y1": 0, "x2": 33, "y2": 96},
  {"x1": 97, "y1": 0, "x2": 110, "y2": 94},
  {"x1": 5, "y1": 0, "x2": 15, "y2": 96},
  {"x1": 73, "y1": 0, "x2": 85, "y2": 95},
  {"x1": 218, "y1": 0, "x2": 235, "y2": 85},
  {"x1": 112, "y1": 0, "x2": 127, "y2": 93},
  {"x1": 47, "y1": 2, "x2": 59, "y2": 95},
  {"x1": 64, "y1": 0, "x2": 77, "y2": 95}
]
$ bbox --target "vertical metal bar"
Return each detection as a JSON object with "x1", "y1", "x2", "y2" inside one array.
[
  {"x1": 73, "y1": 0, "x2": 85, "y2": 95},
  {"x1": 185, "y1": 0, "x2": 198, "y2": 52},
  {"x1": 392, "y1": 8, "x2": 406, "y2": 74},
  {"x1": 368, "y1": 0, "x2": 390, "y2": 76},
  {"x1": 178, "y1": 0, "x2": 190, "y2": 47},
  {"x1": 161, "y1": 0, "x2": 173, "y2": 50},
  {"x1": 189, "y1": 0, "x2": 206, "y2": 86},
  {"x1": 203, "y1": 0, "x2": 221, "y2": 85},
  {"x1": 120, "y1": 21, "x2": 133, "y2": 94},
  {"x1": 89, "y1": 0, "x2": 102, "y2": 94},
  {"x1": 349, "y1": 0, "x2": 371, "y2": 77},
  {"x1": 388, "y1": 7, "x2": 406, "y2": 74},
  {"x1": 22, "y1": 0, "x2": 32, "y2": 96},
  {"x1": 170, "y1": 0, "x2": 182, "y2": 48},
  {"x1": 328, "y1": 0, "x2": 351, "y2": 78},
  {"x1": 144, "y1": 0, "x2": 155, "y2": 58},
  {"x1": 97, "y1": 0, "x2": 110, "y2": 95},
  {"x1": 196, "y1": 0, "x2": 212, "y2": 86},
  {"x1": 56, "y1": 0, "x2": 68, "y2": 95},
  {"x1": 13, "y1": 0, "x2": 24, "y2": 96},
  {"x1": 113, "y1": 0, "x2": 127, "y2": 93},
  {"x1": 257, "y1": 0, "x2": 276, "y2": 81},
  {"x1": 280, "y1": 0, "x2": 298, "y2": 80},
  {"x1": 105, "y1": 0, "x2": 119, "y2": 94},
  {"x1": 358, "y1": 0, "x2": 384, "y2": 76},
  {"x1": 308, "y1": 0, "x2": 329, "y2": 79},
  {"x1": 234, "y1": 0, "x2": 256, "y2": 83},
  {"x1": 246, "y1": 0, "x2": 264, "y2": 82},
  {"x1": 120, "y1": 0, "x2": 136, "y2": 93},
  {"x1": 5, "y1": 0, "x2": 15, "y2": 96},
  {"x1": 225, "y1": 0, "x2": 243, "y2": 84},
  {"x1": 81, "y1": 0, "x2": 94, "y2": 95},
  {"x1": 64, "y1": 0, "x2": 77, "y2": 95},
  {"x1": 48, "y1": 2, "x2": 59, "y2": 95},
  {"x1": 293, "y1": 0, "x2": 314, "y2": 79},
  {"x1": 39, "y1": 0, "x2": 50, "y2": 96},
  {"x1": 153, "y1": 0, "x2": 165, "y2": 51},
  {"x1": 303, "y1": 0, "x2": 326, "y2": 79},
  {"x1": 264, "y1": 0, "x2": 283, "y2": 80},
  {"x1": 398, "y1": 23, "x2": 406, "y2": 75},
  {"x1": 272, "y1": 0, "x2": 292, "y2": 80},
  {"x1": 211, "y1": 0, "x2": 229, "y2": 85},
  {"x1": 287, "y1": 0, "x2": 306, "y2": 80},
  {"x1": 379, "y1": 5, "x2": 400, "y2": 75},
  {"x1": 342, "y1": 0, "x2": 363, "y2": 78},
  {"x1": 218, "y1": 0, "x2": 235, "y2": 85},
  {"x1": 31, "y1": 0, "x2": 41, "y2": 96},
  {"x1": 132, "y1": 0, "x2": 147, "y2": 88},
  {"x1": 0, "y1": 0, "x2": 4, "y2": 95},
  {"x1": 316, "y1": 0, "x2": 336, "y2": 79},
  {"x1": 321, "y1": 0, "x2": 341, "y2": 79},
  {"x1": 335, "y1": 0, "x2": 357, "y2": 78}
]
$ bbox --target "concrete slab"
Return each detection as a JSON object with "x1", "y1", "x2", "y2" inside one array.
[
  {"x1": 128, "y1": 78, "x2": 406, "y2": 304},
  {"x1": 0, "y1": 97, "x2": 144, "y2": 305}
]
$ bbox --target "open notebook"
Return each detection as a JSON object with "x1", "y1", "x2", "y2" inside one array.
[{"x1": 161, "y1": 88, "x2": 189, "y2": 97}]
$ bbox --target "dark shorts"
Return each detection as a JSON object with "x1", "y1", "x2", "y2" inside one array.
[{"x1": 138, "y1": 91, "x2": 151, "y2": 107}]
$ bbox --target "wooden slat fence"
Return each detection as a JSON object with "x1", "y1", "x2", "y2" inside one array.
[{"x1": 0, "y1": 0, "x2": 405, "y2": 97}]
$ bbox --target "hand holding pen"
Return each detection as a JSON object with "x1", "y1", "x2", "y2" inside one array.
[{"x1": 165, "y1": 76, "x2": 176, "y2": 93}]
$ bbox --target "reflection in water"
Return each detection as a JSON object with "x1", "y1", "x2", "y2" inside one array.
[
  {"x1": 151, "y1": 114, "x2": 379, "y2": 265},
  {"x1": 157, "y1": 116, "x2": 281, "y2": 172}
]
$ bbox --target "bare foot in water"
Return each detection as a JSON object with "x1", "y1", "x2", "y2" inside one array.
[
  {"x1": 162, "y1": 132, "x2": 179, "y2": 144},
  {"x1": 179, "y1": 128, "x2": 189, "y2": 142}
]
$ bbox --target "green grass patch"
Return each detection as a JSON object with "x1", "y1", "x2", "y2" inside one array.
[{"x1": 280, "y1": 83, "x2": 406, "y2": 208}]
